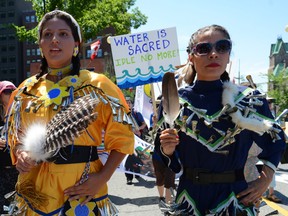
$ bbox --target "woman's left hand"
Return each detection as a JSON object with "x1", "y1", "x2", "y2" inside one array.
[
  {"x1": 237, "y1": 165, "x2": 274, "y2": 206},
  {"x1": 0, "y1": 138, "x2": 6, "y2": 150},
  {"x1": 64, "y1": 172, "x2": 107, "y2": 205}
]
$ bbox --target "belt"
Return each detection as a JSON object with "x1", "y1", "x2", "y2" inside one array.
[
  {"x1": 47, "y1": 145, "x2": 99, "y2": 164},
  {"x1": 184, "y1": 167, "x2": 244, "y2": 185}
]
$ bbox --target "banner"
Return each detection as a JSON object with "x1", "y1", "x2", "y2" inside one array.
[{"x1": 110, "y1": 27, "x2": 181, "y2": 89}]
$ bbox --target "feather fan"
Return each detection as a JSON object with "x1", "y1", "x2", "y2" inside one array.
[
  {"x1": 162, "y1": 72, "x2": 180, "y2": 127},
  {"x1": 21, "y1": 95, "x2": 99, "y2": 162}
]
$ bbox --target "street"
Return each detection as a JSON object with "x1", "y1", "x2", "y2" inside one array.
[{"x1": 108, "y1": 163, "x2": 288, "y2": 216}]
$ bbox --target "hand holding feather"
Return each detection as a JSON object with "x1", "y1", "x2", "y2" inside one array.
[
  {"x1": 20, "y1": 95, "x2": 99, "y2": 162},
  {"x1": 162, "y1": 72, "x2": 180, "y2": 128}
]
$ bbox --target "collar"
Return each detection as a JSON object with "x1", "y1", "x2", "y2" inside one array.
[
  {"x1": 48, "y1": 64, "x2": 73, "y2": 77},
  {"x1": 192, "y1": 80, "x2": 223, "y2": 93}
]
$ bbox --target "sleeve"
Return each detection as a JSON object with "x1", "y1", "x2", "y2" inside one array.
[
  {"x1": 252, "y1": 98, "x2": 286, "y2": 171},
  {"x1": 89, "y1": 73, "x2": 134, "y2": 155}
]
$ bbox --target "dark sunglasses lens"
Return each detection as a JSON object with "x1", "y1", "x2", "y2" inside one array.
[
  {"x1": 195, "y1": 43, "x2": 212, "y2": 55},
  {"x1": 215, "y1": 40, "x2": 231, "y2": 54}
]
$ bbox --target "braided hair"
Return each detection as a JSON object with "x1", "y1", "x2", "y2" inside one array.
[
  {"x1": 186, "y1": 24, "x2": 231, "y2": 85},
  {"x1": 36, "y1": 10, "x2": 82, "y2": 80}
]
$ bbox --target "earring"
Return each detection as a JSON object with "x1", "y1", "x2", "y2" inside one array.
[
  {"x1": 39, "y1": 48, "x2": 44, "y2": 58},
  {"x1": 73, "y1": 46, "x2": 79, "y2": 57}
]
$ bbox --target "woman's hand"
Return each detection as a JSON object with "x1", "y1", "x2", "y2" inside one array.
[
  {"x1": 15, "y1": 149, "x2": 37, "y2": 173},
  {"x1": 0, "y1": 138, "x2": 6, "y2": 150},
  {"x1": 237, "y1": 165, "x2": 274, "y2": 206},
  {"x1": 64, "y1": 172, "x2": 107, "y2": 205},
  {"x1": 160, "y1": 128, "x2": 179, "y2": 156},
  {"x1": 64, "y1": 150, "x2": 126, "y2": 206}
]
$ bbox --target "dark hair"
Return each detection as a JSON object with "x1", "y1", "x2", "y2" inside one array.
[
  {"x1": 36, "y1": 10, "x2": 81, "y2": 79},
  {"x1": 186, "y1": 24, "x2": 231, "y2": 84}
]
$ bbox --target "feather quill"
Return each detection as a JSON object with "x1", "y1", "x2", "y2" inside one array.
[
  {"x1": 21, "y1": 95, "x2": 99, "y2": 162},
  {"x1": 162, "y1": 72, "x2": 180, "y2": 127}
]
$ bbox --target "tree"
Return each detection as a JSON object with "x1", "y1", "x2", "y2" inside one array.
[
  {"x1": 12, "y1": 0, "x2": 147, "y2": 42},
  {"x1": 268, "y1": 69, "x2": 288, "y2": 113}
]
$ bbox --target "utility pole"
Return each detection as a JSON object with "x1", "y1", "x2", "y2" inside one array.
[{"x1": 234, "y1": 59, "x2": 241, "y2": 84}]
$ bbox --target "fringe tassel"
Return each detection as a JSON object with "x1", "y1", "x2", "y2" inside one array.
[
  {"x1": 98, "y1": 197, "x2": 119, "y2": 216},
  {"x1": 16, "y1": 178, "x2": 50, "y2": 210}
]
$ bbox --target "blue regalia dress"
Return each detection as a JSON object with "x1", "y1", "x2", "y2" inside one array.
[{"x1": 155, "y1": 80, "x2": 286, "y2": 216}]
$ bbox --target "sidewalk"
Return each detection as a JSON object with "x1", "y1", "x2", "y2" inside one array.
[{"x1": 108, "y1": 171, "x2": 162, "y2": 216}]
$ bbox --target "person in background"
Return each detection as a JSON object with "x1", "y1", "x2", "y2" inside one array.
[
  {"x1": 124, "y1": 97, "x2": 146, "y2": 184},
  {"x1": 126, "y1": 97, "x2": 148, "y2": 140},
  {"x1": 151, "y1": 97, "x2": 176, "y2": 206},
  {"x1": 0, "y1": 81, "x2": 18, "y2": 214},
  {"x1": 155, "y1": 24, "x2": 286, "y2": 215},
  {"x1": 6, "y1": 10, "x2": 134, "y2": 215},
  {"x1": 265, "y1": 98, "x2": 282, "y2": 203}
]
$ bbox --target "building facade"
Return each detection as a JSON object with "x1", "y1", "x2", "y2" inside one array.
[
  {"x1": 269, "y1": 36, "x2": 288, "y2": 76},
  {"x1": 0, "y1": 0, "x2": 38, "y2": 85},
  {"x1": 0, "y1": 0, "x2": 113, "y2": 86}
]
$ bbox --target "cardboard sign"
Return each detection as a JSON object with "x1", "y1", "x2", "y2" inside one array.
[{"x1": 110, "y1": 27, "x2": 181, "y2": 89}]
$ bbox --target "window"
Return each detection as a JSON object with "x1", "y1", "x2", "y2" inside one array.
[
  {"x1": 7, "y1": 12, "x2": 14, "y2": 18},
  {"x1": 26, "y1": 49, "x2": 31, "y2": 56},
  {"x1": 87, "y1": 50, "x2": 92, "y2": 58},
  {"x1": 31, "y1": 49, "x2": 36, "y2": 56},
  {"x1": 26, "y1": 60, "x2": 31, "y2": 65},
  {"x1": 9, "y1": 56, "x2": 16, "y2": 63},
  {"x1": 0, "y1": 1, "x2": 6, "y2": 7},
  {"x1": 1, "y1": 46, "x2": 7, "y2": 52},
  {"x1": 25, "y1": 15, "x2": 30, "y2": 23},
  {"x1": 37, "y1": 48, "x2": 41, "y2": 56},
  {"x1": 31, "y1": 15, "x2": 35, "y2": 23},
  {"x1": 1, "y1": 69, "x2": 7, "y2": 74},
  {"x1": 8, "y1": 34, "x2": 15, "y2": 40},
  {"x1": 8, "y1": 1, "x2": 14, "y2": 6},
  {"x1": 1, "y1": 57, "x2": 7, "y2": 63},
  {"x1": 0, "y1": 13, "x2": 5, "y2": 19},
  {"x1": 10, "y1": 68, "x2": 16, "y2": 73},
  {"x1": 8, "y1": 45, "x2": 15, "y2": 51},
  {"x1": 0, "y1": 35, "x2": 6, "y2": 41}
]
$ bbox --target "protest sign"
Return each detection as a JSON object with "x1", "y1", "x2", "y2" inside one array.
[{"x1": 110, "y1": 27, "x2": 180, "y2": 89}]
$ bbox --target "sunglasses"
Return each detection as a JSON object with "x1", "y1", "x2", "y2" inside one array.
[
  {"x1": 192, "y1": 39, "x2": 232, "y2": 56},
  {"x1": 2, "y1": 89, "x2": 13, "y2": 95}
]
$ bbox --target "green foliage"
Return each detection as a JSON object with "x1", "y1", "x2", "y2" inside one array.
[
  {"x1": 10, "y1": 24, "x2": 38, "y2": 42},
  {"x1": 268, "y1": 69, "x2": 288, "y2": 113},
  {"x1": 14, "y1": 0, "x2": 147, "y2": 42}
]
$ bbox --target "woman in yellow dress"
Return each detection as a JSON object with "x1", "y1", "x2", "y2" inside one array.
[{"x1": 6, "y1": 10, "x2": 134, "y2": 215}]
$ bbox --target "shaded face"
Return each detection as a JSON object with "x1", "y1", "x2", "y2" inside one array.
[
  {"x1": 0, "y1": 89, "x2": 13, "y2": 107},
  {"x1": 40, "y1": 18, "x2": 78, "y2": 68},
  {"x1": 127, "y1": 100, "x2": 133, "y2": 109},
  {"x1": 189, "y1": 30, "x2": 230, "y2": 81}
]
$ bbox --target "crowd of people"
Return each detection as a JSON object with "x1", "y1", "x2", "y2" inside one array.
[{"x1": 0, "y1": 9, "x2": 287, "y2": 216}]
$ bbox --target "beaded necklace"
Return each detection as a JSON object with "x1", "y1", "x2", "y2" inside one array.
[{"x1": 47, "y1": 64, "x2": 73, "y2": 81}]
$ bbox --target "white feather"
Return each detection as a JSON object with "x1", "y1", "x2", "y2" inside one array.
[
  {"x1": 21, "y1": 122, "x2": 52, "y2": 162},
  {"x1": 222, "y1": 82, "x2": 272, "y2": 134}
]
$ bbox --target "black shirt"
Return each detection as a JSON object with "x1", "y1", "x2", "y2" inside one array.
[{"x1": 0, "y1": 120, "x2": 13, "y2": 167}]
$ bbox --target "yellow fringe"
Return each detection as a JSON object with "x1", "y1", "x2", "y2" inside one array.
[{"x1": 16, "y1": 179, "x2": 50, "y2": 209}]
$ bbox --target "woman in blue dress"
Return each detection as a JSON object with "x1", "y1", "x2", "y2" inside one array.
[{"x1": 155, "y1": 24, "x2": 286, "y2": 215}]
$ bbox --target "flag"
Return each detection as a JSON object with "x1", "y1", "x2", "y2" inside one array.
[{"x1": 90, "y1": 39, "x2": 101, "y2": 60}]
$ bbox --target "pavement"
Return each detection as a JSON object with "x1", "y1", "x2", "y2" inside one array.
[
  {"x1": 108, "y1": 163, "x2": 288, "y2": 216},
  {"x1": 108, "y1": 172, "x2": 160, "y2": 216}
]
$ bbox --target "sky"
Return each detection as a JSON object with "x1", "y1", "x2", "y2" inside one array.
[{"x1": 130, "y1": 0, "x2": 288, "y2": 92}]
